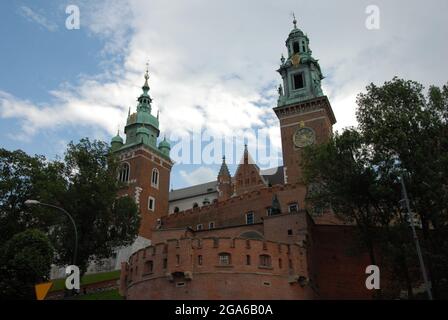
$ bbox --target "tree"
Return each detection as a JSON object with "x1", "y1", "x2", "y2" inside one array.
[
  {"x1": 302, "y1": 78, "x2": 448, "y2": 298},
  {"x1": 0, "y1": 138, "x2": 141, "y2": 298},
  {"x1": 0, "y1": 229, "x2": 54, "y2": 299},
  {"x1": 50, "y1": 138, "x2": 140, "y2": 274},
  {"x1": 356, "y1": 78, "x2": 448, "y2": 298}
]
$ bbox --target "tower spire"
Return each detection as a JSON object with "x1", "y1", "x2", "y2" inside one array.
[
  {"x1": 143, "y1": 61, "x2": 150, "y2": 91},
  {"x1": 292, "y1": 13, "x2": 297, "y2": 29}
]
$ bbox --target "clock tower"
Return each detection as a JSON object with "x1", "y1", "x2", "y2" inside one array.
[{"x1": 274, "y1": 16, "x2": 336, "y2": 185}]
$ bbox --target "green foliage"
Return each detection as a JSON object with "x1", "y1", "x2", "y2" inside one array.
[
  {"x1": 50, "y1": 138, "x2": 140, "y2": 273},
  {"x1": 302, "y1": 77, "x2": 448, "y2": 298},
  {"x1": 0, "y1": 138, "x2": 140, "y2": 299},
  {"x1": 0, "y1": 229, "x2": 54, "y2": 299}
]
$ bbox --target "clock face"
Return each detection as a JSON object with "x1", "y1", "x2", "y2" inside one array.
[{"x1": 293, "y1": 127, "x2": 315, "y2": 148}]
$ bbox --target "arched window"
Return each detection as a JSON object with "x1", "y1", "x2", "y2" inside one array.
[
  {"x1": 259, "y1": 254, "x2": 272, "y2": 267},
  {"x1": 293, "y1": 41, "x2": 300, "y2": 54},
  {"x1": 151, "y1": 168, "x2": 159, "y2": 188},
  {"x1": 118, "y1": 163, "x2": 130, "y2": 182},
  {"x1": 218, "y1": 252, "x2": 231, "y2": 265},
  {"x1": 174, "y1": 206, "x2": 180, "y2": 214},
  {"x1": 193, "y1": 202, "x2": 199, "y2": 209}
]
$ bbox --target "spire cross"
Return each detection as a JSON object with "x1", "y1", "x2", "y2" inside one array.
[
  {"x1": 292, "y1": 13, "x2": 297, "y2": 29},
  {"x1": 144, "y1": 61, "x2": 149, "y2": 81}
]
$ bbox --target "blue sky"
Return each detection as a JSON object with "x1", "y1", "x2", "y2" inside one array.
[{"x1": 1, "y1": 0, "x2": 447, "y2": 189}]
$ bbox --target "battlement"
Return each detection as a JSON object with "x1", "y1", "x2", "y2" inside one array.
[
  {"x1": 120, "y1": 236, "x2": 309, "y2": 297},
  {"x1": 162, "y1": 183, "x2": 303, "y2": 224}
]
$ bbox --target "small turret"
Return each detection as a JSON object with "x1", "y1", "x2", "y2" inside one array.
[
  {"x1": 217, "y1": 156, "x2": 233, "y2": 202},
  {"x1": 158, "y1": 136, "x2": 171, "y2": 157},
  {"x1": 111, "y1": 130, "x2": 124, "y2": 152}
]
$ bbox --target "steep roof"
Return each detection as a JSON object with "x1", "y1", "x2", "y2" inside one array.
[{"x1": 169, "y1": 181, "x2": 217, "y2": 202}]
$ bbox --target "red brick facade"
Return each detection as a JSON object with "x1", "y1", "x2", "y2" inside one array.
[{"x1": 116, "y1": 145, "x2": 172, "y2": 239}]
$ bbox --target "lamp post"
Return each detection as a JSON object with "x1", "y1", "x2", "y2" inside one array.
[
  {"x1": 399, "y1": 176, "x2": 433, "y2": 300},
  {"x1": 24, "y1": 200, "x2": 78, "y2": 266}
]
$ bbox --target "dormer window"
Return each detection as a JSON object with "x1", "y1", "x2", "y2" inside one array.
[
  {"x1": 293, "y1": 41, "x2": 300, "y2": 54},
  {"x1": 293, "y1": 73, "x2": 305, "y2": 90}
]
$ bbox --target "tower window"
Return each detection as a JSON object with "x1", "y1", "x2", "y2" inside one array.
[
  {"x1": 293, "y1": 41, "x2": 300, "y2": 54},
  {"x1": 218, "y1": 253, "x2": 231, "y2": 265},
  {"x1": 259, "y1": 254, "x2": 272, "y2": 268},
  {"x1": 288, "y1": 202, "x2": 299, "y2": 213},
  {"x1": 151, "y1": 168, "x2": 159, "y2": 188},
  {"x1": 302, "y1": 41, "x2": 306, "y2": 52},
  {"x1": 209, "y1": 221, "x2": 215, "y2": 229},
  {"x1": 293, "y1": 73, "x2": 305, "y2": 90},
  {"x1": 148, "y1": 196, "x2": 155, "y2": 211},
  {"x1": 196, "y1": 224, "x2": 203, "y2": 231},
  {"x1": 144, "y1": 260, "x2": 153, "y2": 274},
  {"x1": 118, "y1": 163, "x2": 130, "y2": 182},
  {"x1": 246, "y1": 212, "x2": 254, "y2": 225},
  {"x1": 246, "y1": 255, "x2": 251, "y2": 265}
]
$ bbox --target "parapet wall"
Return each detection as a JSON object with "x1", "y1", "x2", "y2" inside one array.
[
  {"x1": 120, "y1": 237, "x2": 312, "y2": 300},
  {"x1": 161, "y1": 183, "x2": 308, "y2": 229}
]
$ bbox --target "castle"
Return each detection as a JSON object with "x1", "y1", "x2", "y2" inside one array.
[{"x1": 112, "y1": 18, "x2": 374, "y2": 300}]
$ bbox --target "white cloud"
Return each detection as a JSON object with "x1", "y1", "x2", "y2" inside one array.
[
  {"x1": 18, "y1": 6, "x2": 58, "y2": 32},
  {"x1": 2, "y1": 0, "x2": 448, "y2": 176},
  {"x1": 180, "y1": 166, "x2": 216, "y2": 185}
]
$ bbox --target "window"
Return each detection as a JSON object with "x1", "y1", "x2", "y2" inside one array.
[
  {"x1": 209, "y1": 222, "x2": 215, "y2": 229},
  {"x1": 163, "y1": 258, "x2": 167, "y2": 269},
  {"x1": 302, "y1": 41, "x2": 306, "y2": 52},
  {"x1": 176, "y1": 255, "x2": 180, "y2": 265},
  {"x1": 246, "y1": 212, "x2": 254, "y2": 225},
  {"x1": 279, "y1": 258, "x2": 283, "y2": 269},
  {"x1": 246, "y1": 255, "x2": 251, "y2": 265},
  {"x1": 174, "y1": 206, "x2": 180, "y2": 214},
  {"x1": 288, "y1": 202, "x2": 299, "y2": 213},
  {"x1": 293, "y1": 41, "x2": 300, "y2": 54},
  {"x1": 293, "y1": 73, "x2": 305, "y2": 90},
  {"x1": 259, "y1": 254, "x2": 272, "y2": 267},
  {"x1": 148, "y1": 196, "x2": 155, "y2": 211},
  {"x1": 219, "y1": 253, "x2": 231, "y2": 265},
  {"x1": 193, "y1": 202, "x2": 199, "y2": 209},
  {"x1": 144, "y1": 260, "x2": 153, "y2": 274},
  {"x1": 151, "y1": 168, "x2": 159, "y2": 188},
  {"x1": 198, "y1": 255, "x2": 203, "y2": 266},
  {"x1": 118, "y1": 163, "x2": 130, "y2": 182},
  {"x1": 176, "y1": 282, "x2": 185, "y2": 287},
  {"x1": 196, "y1": 224, "x2": 203, "y2": 231},
  {"x1": 266, "y1": 207, "x2": 272, "y2": 216},
  {"x1": 287, "y1": 229, "x2": 293, "y2": 236}
]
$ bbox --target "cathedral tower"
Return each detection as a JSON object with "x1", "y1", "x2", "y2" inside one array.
[
  {"x1": 274, "y1": 16, "x2": 336, "y2": 184},
  {"x1": 111, "y1": 66, "x2": 173, "y2": 240}
]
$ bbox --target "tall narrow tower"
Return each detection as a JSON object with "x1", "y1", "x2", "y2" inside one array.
[
  {"x1": 111, "y1": 66, "x2": 173, "y2": 240},
  {"x1": 274, "y1": 16, "x2": 336, "y2": 185}
]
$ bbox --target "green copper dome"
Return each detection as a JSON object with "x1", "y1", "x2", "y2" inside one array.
[
  {"x1": 111, "y1": 133, "x2": 123, "y2": 143},
  {"x1": 158, "y1": 137, "x2": 171, "y2": 149}
]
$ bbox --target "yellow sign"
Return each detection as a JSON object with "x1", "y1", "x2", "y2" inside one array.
[{"x1": 35, "y1": 282, "x2": 53, "y2": 300}]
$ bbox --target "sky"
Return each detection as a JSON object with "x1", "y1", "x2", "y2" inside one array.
[{"x1": 0, "y1": 0, "x2": 447, "y2": 189}]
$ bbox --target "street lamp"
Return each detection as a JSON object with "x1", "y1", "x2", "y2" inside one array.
[
  {"x1": 399, "y1": 176, "x2": 433, "y2": 300},
  {"x1": 24, "y1": 200, "x2": 78, "y2": 266}
]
